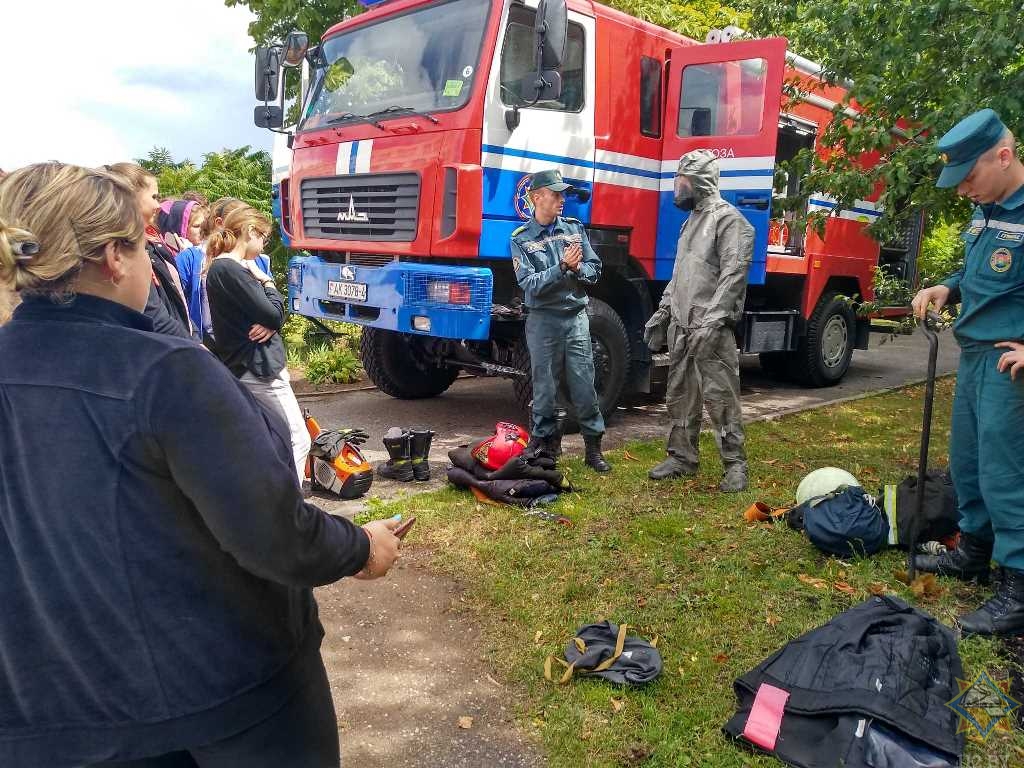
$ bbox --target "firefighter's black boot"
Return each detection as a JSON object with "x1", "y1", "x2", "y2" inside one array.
[
  {"x1": 913, "y1": 531, "x2": 993, "y2": 585},
  {"x1": 584, "y1": 435, "x2": 611, "y2": 473},
  {"x1": 958, "y1": 567, "x2": 1024, "y2": 637},
  {"x1": 410, "y1": 428, "x2": 434, "y2": 482},
  {"x1": 377, "y1": 427, "x2": 414, "y2": 482}
]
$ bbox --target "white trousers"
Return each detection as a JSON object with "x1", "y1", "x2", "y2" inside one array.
[{"x1": 240, "y1": 368, "x2": 311, "y2": 484}]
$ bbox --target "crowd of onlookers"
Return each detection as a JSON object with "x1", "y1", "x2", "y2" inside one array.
[{"x1": 0, "y1": 161, "x2": 401, "y2": 767}]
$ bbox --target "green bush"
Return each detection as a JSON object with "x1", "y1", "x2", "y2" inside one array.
[
  {"x1": 917, "y1": 217, "x2": 965, "y2": 286},
  {"x1": 303, "y1": 342, "x2": 363, "y2": 385}
]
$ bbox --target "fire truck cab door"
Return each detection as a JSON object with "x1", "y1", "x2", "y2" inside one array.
[
  {"x1": 657, "y1": 37, "x2": 787, "y2": 285},
  {"x1": 480, "y1": 0, "x2": 596, "y2": 259}
]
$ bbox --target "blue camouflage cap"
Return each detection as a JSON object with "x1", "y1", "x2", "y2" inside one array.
[
  {"x1": 528, "y1": 169, "x2": 572, "y2": 192},
  {"x1": 935, "y1": 108, "x2": 1007, "y2": 188}
]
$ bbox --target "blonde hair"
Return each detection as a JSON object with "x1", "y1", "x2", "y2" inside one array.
[
  {"x1": 104, "y1": 161, "x2": 157, "y2": 192},
  {"x1": 203, "y1": 197, "x2": 247, "y2": 239},
  {"x1": 0, "y1": 163, "x2": 144, "y2": 299},
  {"x1": 206, "y1": 206, "x2": 271, "y2": 260}
]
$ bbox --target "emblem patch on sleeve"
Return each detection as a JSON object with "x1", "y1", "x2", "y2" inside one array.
[{"x1": 990, "y1": 247, "x2": 1013, "y2": 273}]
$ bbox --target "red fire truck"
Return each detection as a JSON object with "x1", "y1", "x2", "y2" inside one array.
[{"x1": 254, "y1": 0, "x2": 919, "y2": 414}]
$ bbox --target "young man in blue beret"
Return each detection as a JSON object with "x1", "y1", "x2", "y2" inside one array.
[
  {"x1": 912, "y1": 108, "x2": 1024, "y2": 636},
  {"x1": 510, "y1": 169, "x2": 610, "y2": 472}
]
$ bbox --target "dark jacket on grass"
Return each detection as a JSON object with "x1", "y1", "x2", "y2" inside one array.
[{"x1": 0, "y1": 295, "x2": 369, "y2": 767}]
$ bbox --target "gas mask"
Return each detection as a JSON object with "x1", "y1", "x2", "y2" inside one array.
[{"x1": 673, "y1": 174, "x2": 695, "y2": 211}]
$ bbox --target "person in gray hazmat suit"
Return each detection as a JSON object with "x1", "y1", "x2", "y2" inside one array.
[{"x1": 644, "y1": 149, "x2": 754, "y2": 492}]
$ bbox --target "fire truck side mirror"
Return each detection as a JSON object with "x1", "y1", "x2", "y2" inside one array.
[
  {"x1": 535, "y1": 0, "x2": 567, "y2": 69},
  {"x1": 255, "y1": 47, "x2": 281, "y2": 102},
  {"x1": 519, "y1": 70, "x2": 563, "y2": 103},
  {"x1": 254, "y1": 105, "x2": 284, "y2": 129},
  {"x1": 282, "y1": 31, "x2": 309, "y2": 68}
]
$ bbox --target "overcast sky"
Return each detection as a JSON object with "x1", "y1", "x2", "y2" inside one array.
[{"x1": 2, "y1": 0, "x2": 272, "y2": 171}]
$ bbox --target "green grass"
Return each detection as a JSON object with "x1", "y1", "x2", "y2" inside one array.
[{"x1": 362, "y1": 377, "x2": 1024, "y2": 767}]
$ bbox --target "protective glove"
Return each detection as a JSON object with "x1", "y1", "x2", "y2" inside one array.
[
  {"x1": 643, "y1": 308, "x2": 670, "y2": 351},
  {"x1": 337, "y1": 427, "x2": 370, "y2": 446},
  {"x1": 687, "y1": 324, "x2": 720, "y2": 361}
]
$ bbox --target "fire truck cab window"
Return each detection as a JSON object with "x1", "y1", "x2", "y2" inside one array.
[
  {"x1": 640, "y1": 57, "x2": 662, "y2": 138},
  {"x1": 300, "y1": 0, "x2": 491, "y2": 130},
  {"x1": 499, "y1": 6, "x2": 584, "y2": 112},
  {"x1": 678, "y1": 58, "x2": 767, "y2": 138}
]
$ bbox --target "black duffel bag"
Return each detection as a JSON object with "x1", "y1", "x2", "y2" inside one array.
[{"x1": 883, "y1": 470, "x2": 958, "y2": 550}]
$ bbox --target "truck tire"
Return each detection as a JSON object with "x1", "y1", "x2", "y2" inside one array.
[
  {"x1": 508, "y1": 298, "x2": 632, "y2": 420},
  {"x1": 360, "y1": 327, "x2": 459, "y2": 399},
  {"x1": 792, "y1": 292, "x2": 856, "y2": 387}
]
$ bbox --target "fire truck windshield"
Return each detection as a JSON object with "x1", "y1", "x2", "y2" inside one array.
[{"x1": 300, "y1": 0, "x2": 491, "y2": 131}]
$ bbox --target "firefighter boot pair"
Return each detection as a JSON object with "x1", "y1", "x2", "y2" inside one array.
[
  {"x1": 378, "y1": 427, "x2": 434, "y2": 482},
  {"x1": 584, "y1": 434, "x2": 611, "y2": 473},
  {"x1": 958, "y1": 567, "x2": 1024, "y2": 637},
  {"x1": 409, "y1": 427, "x2": 434, "y2": 482},
  {"x1": 913, "y1": 531, "x2": 993, "y2": 585}
]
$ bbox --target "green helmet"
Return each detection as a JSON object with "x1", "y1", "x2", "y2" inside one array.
[{"x1": 796, "y1": 467, "x2": 861, "y2": 506}]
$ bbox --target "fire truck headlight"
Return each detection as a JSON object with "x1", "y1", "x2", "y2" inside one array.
[{"x1": 426, "y1": 280, "x2": 450, "y2": 303}]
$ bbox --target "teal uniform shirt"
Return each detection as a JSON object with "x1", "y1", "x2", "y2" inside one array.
[
  {"x1": 510, "y1": 216, "x2": 601, "y2": 313},
  {"x1": 943, "y1": 183, "x2": 1024, "y2": 348},
  {"x1": 943, "y1": 182, "x2": 1024, "y2": 569}
]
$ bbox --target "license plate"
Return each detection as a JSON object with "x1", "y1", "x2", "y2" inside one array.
[{"x1": 327, "y1": 280, "x2": 367, "y2": 302}]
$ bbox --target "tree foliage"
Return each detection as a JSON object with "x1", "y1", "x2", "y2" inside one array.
[
  {"x1": 139, "y1": 146, "x2": 273, "y2": 218},
  {"x1": 747, "y1": 0, "x2": 1024, "y2": 240},
  {"x1": 226, "y1": 0, "x2": 361, "y2": 47}
]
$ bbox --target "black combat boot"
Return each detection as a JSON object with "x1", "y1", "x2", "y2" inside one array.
[
  {"x1": 546, "y1": 431, "x2": 563, "y2": 459},
  {"x1": 913, "y1": 531, "x2": 993, "y2": 585},
  {"x1": 584, "y1": 435, "x2": 611, "y2": 473},
  {"x1": 409, "y1": 428, "x2": 435, "y2": 482},
  {"x1": 958, "y1": 567, "x2": 1024, "y2": 637},
  {"x1": 377, "y1": 427, "x2": 414, "y2": 482}
]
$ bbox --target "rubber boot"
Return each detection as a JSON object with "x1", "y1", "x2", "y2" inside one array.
[
  {"x1": 546, "y1": 432, "x2": 563, "y2": 459},
  {"x1": 719, "y1": 463, "x2": 748, "y2": 493},
  {"x1": 377, "y1": 427, "x2": 414, "y2": 482},
  {"x1": 584, "y1": 435, "x2": 611, "y2": 473},
  {"x1": 913, "y1": 531, "x2": 993, "y2": 585},
  {"x1": 958, "y1": 567, "x2": 1024, "y2": 637},
  {"x1": 648, "y1": 456, "x2": 697, "y2": 481},
  {"x1": 410, "y1": 428, "x2": 434, "y2": 482}
]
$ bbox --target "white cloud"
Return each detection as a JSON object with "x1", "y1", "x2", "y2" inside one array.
[{"x1": 1, "y1": 0, "x2": 274, "y2": 170}]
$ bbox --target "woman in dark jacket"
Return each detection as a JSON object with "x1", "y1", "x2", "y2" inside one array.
[
  {"x1": 0, "y1": 163, "x2": 401, "y2": 768},
  {"x1": 205, "y1": 206, "x2": 311, "y2": 482},
  {"x1": 105, "y1": 162, "x2": 195, "y2": 340}
]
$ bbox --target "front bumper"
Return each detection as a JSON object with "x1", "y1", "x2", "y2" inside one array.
[{"x1": 287, "y1": 255, "x2": 493, "y2": 341}]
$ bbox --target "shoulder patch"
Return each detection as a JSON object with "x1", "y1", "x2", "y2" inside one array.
[{"x1": 511, "y1": 225, "x2": 528, "y2": 237}]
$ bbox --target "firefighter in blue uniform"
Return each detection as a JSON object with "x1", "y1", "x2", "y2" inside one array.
[
  {"x1": 913, "y1": 109, "x2": 1024, "y2": 636},
  {"x1": 511, "y1": 169, "x2": 610, "y2": 472}
]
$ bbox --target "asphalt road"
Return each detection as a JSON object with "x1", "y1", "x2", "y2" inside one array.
[{"x1": 299, "y1": 330, "x2": 960, "y2": 518}]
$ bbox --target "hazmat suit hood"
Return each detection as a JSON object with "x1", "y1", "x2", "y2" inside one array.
[{"x1": 674, "y1": 149, "x2": 721, "y2": 211}]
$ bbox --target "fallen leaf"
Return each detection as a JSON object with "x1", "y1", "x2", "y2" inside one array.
[
  {"x1": 677, "y1": 667, "x2": 686, "y2": 677},
  {"x1": 623, "y1": 450, "x2": 640, "y2": 462},
  {"x1": 636, "y1": 596, "x2": 648, "y2": 608},
  {"x1": 794, "y1": 461, "x2": 808, "y2": 470},
  {"x1": 798, "y1": 574, "x2": 828, "y2": 590},
  {"x1": 834, "y1": 581, "x2": 857, "y2": 596},
  {"x1": 909, "y1": 573, "x2": 945, "y2": 600},
  {"x1": 762, "y1": 459, "x2": 779, "y2": 466},
  {"x1": 713, "y1": 652, "x2": 730, "y2": 664},
  {"x1": 765, "y1": 612, "x2": 781, "y2": 627},
  {"x1": 655, "y1": 583, "x2": 672, "y2": 591},
  {"x1": 868, "y1": 582, "x2": 889, "y2": 596},
  {"x1": 458, "y1": 716, "x2": 474, "y2": 729},
  {"x1": 610, "y1": 697, "x2": 624, "y2": 713},
  {"x1": 533, "y1": 630, "x2": 543, "y2": 644}
]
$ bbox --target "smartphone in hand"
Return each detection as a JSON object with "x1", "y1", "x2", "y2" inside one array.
[{"x1": 393, "y1": 516, "x2": 417, "y2": 540}]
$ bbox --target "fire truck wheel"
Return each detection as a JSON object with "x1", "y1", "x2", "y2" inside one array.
[
  {"x1": 360, "y1": 327, "x2": 459, "y2": 399},
  {"x1": 508, "y1": 298, "x2": 631, "y2": 424},
  {"x1": 794, "y1": 292, "x2": 856, "y2": 387}
]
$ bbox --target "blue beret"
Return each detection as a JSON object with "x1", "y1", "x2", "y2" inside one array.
[{"x1": 935, "y1": 108, "x2": 1007, "y2": 188}]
